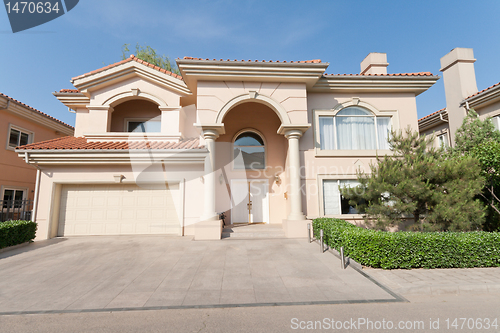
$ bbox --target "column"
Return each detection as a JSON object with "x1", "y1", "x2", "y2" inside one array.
[
  {"x1": 285, "y1": 129, "x2": 306, "y2": 220},
  {"x1": 201, "y1": 129, "x2": 219, "y2": 221}
]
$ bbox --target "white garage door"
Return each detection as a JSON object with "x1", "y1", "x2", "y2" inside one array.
[{"x1": 58, "y1": 183, "x2": 181, "y2": 236}]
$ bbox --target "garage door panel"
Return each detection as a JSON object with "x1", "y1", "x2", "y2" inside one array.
[{"x1": 58, "y1": 184, "x2": 181, "y2": 236}]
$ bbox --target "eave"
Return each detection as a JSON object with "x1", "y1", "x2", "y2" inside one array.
[
  {"x1": 53, "y1": 91, "x2": 91, "y2": 110},
  {"x1": 177, "y1": 59, "x2": 330, "y2": 91},
  {"x1": 71, "y1": 61, "x2": 192, "y2": 97},
  {"x1": 418, "y1": 109, "x2": 449, "y2": 132},
  {"x1": 463, "y1": 84, "x2": 500, "y2": 109},
  {"x1": 310, "y1": 75, "x2": 440, "y2": 96},
  {"x1": 17, "y1": 149, "x2": 208, "y2": 165}
]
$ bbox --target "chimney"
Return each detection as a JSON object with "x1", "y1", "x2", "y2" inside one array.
[
  {"x1": 360, "y1": 53, "x2": 389, "y2": 75},
  {"x1": 440, "y1": 48, "x2": 478, "y2": 145}
]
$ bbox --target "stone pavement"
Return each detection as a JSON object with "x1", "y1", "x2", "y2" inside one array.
[
  {"x1": 0, "y1": 236, "x2": 400, "y2": 314},
  {"x1": 364, "y1": 266, "x2": 500, "y2": 296}
]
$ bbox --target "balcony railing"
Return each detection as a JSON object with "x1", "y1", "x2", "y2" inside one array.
[{"x1": 0, "y1": 199, "x2": 33, "y2": 222}]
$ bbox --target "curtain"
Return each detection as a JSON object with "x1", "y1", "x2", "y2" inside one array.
[
  {"x1": 377, "y1": 117, "x2": 391, "y2": 150},
  {"x1": 319, "y1": 117, "x2": 334, "y2": 150},
  {"x1": 323, "y1": 180, "x2": 340, "y2": 215},
  {"x1": 336, "y1": 116, "x2": 376, "y2": 150}
]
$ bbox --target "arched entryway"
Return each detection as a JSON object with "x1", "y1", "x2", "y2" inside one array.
[{"x1": 109, "y1": 99, "x2": 161, "y2": 133}]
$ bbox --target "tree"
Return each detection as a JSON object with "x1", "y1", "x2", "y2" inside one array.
[
  {"x1": 453, "y1": 109, "x2": 500, "y2": 230},
  {"x1": 341, "y1": 128, "x2": 486, "y2": 231},
  {"x1": 121, "y1": 43, "x2": 180, "y2": 75}
]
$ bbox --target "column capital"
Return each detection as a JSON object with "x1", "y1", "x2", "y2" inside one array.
[
  {"x1": 277, "y1": 124, "x2": 310, "y2": 137},
  {"x1": 284, "y1": 129, "x2": 303, "y2": 140},
  {"x1": 194, "y1": 123, "x2": 225, "y2": 137},
  {"x1": 202, "y1": 129, "x2": 220, "y2": 141},
  {"x1": 159, "y1": 106, "x2": 182, "y2": 112},
  {"x1": 87, "y1": 105, "x2": 114, "y2": 112}
]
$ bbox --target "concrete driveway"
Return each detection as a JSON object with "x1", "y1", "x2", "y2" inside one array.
[{"x1": 0, "y1": 236, "x2": 401, "y2": 314}]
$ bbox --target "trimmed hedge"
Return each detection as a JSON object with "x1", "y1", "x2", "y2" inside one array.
[
  {"x1": 313, "y1": 218, "x2": 500, "y2": 269},
  {"x1": 0, "y1": 220, "x2": 37, "y2": 249}
]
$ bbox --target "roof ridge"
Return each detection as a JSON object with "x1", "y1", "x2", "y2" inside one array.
[
  {"x1": 0, "y1": 93, "x2": 74, "y2": 129},
  {"x1": 418, "y1": 108, "x2": 446, "y2": 122},
  {"x1": 71, "y1": 55, "x2": 183, "y2": 82},
  {"x1": 466, "y1": 81, "x2": 500, "y2": 100}
]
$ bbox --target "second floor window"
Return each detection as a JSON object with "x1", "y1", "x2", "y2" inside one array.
[
  {"x1": 319, "y1": 106, "x2": 391, "y2": 150},
  {"x1": 8, "y1": 127, "x2": 31, "y2": 149},
  {"x1": 127, "y1": 119, "x2": 161, "y2": 133},
  {"x1": 437, "y1": 133, "x2": 449, "y2": 147},
  {"x1": 233, "y1": 131, "x2": 265, "y2": 170}
]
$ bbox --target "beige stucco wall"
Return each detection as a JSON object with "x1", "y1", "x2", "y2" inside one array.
[
  {"x1": 476, "y1": 100, "x2": 500, "y2": 121},
  {"x1": 0, "y1": 110, "x2": 69, "y2": 201},
  {"x1": 33, "y1": 164, "x2": 205, "y2": 240}
]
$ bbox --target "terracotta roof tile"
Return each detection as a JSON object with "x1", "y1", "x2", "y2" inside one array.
[
  {"x1": 324, "y1": 72, "x2": 435, "y2": 77},
  {"x1": 16, "y1": 136, "x2": 204, "y2": 150},
  {"x1": 418, "y1": 108, "x2": 446, "y2": 122},
  {"x1": 0, "y1": 92, "x2": 74, "y2": 129},
  {"x1": 72, "y1": 55, "x2": 183, "y2": 81},
  {"x1": 58, "y1": 89, "x2": 81, "y2": 93},
  {"x1": 181, "y1": 57, "x2": 323, "y2": 64},
  {"x1": 466, "y1": 81, "x2": 500, "y2": 99}
]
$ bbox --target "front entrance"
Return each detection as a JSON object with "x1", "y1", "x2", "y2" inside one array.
[{"x1": 230, "y1": 179, "x2": 269, "y2": 224}]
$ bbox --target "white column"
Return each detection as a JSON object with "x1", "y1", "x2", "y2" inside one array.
[
  {"x1": 285, "y1": 129, "x2": 306, "y2": 220},
  {"x1": 86, "y1": 106, "x2": 113, "y2": 133},
  {"x1": 201, "y1": 129, "x2": 219, "y2": 221}
]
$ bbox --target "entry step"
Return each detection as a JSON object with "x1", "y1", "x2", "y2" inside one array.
[{"x1": 222, "y1": 223, "x2": 285, "y2": 239}]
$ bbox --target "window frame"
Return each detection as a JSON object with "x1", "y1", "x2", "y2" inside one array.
[
  {"x1": 437, "y1": 132, "x2": 450, "y2": 148},
  {"x1": 313, "y1": 99, "x2": 398, "y2": 157},
  {"x1": 124, "y1": 117, "x2": 162, "y2": 133},
  {"x1": 1, "y1": 186, "x2": 28, "y2": 209},
  {"x1": 231, "y1": 129, "x2": 266, "y2": 171},
  {"x1": 6, "y1": 124, "x2": 33, "y2": 151},
  {"x1": 318, "y1": 175, "x2": 365, "y2": 218}
]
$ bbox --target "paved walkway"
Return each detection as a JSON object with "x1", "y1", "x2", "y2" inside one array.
[
  {"x1": 0, "y1": 236, "x2": 399, "y2": 314},
  {"x1": 365, "y1": 267, "x2": 500, "y2": 296}
]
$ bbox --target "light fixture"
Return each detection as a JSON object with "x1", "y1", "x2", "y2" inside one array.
[
  {"x1": 274, "y1": 174, "x2": 281, "y2": 185},
  {"x1": 113, "y1": 174, "x2": 124, "y2": 183}
]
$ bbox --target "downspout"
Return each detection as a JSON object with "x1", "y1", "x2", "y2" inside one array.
[
  {"x1": 439, "y1": 108, "x2": 449, "y2": 122},
  {"x1": 0, "y1": 100, "x2": 11, "y2": 111},
  {"x1": 24, "y1": 152, "x2": 41, "y2": 223}
]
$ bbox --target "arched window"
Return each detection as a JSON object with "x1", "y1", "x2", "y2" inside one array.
[
  {"x1": 233, "y1": 131, "x2": 265, "y2": 169},
  {"x1": 318, "y1": 106, "x2": 391, "y2": 150}
]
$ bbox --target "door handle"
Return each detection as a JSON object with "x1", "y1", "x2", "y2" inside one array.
[{"x1": 247, "y1": 201, "x2": 252, "y2": 210}]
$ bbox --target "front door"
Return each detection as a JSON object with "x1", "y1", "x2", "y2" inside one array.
[{"x1": 231, "y1": 180, "x2": 269, "y2": 224}]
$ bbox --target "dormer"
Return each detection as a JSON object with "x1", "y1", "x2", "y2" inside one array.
[{"x1": 55, "y1": 56, "x2": 192, "y2": 140}]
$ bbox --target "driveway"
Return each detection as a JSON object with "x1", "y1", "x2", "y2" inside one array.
[{"x1": 0, "y1": 236, "x2": 401, "y2": 314}]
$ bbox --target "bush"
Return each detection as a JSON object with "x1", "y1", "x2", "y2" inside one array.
[
  {"x1": 313, "y1": 218, "x2": 500, "y2": 269},
  {"x1": 0, "y1": 220, "x2": 37, "y2": 249}
]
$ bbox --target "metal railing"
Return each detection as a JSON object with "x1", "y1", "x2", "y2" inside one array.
[{"x1": 0, "y1": 199, "x2": 33, "y2": 222}]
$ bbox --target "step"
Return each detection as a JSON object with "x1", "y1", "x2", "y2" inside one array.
[{"x1": 222, "y1": 223, "x2": 285, "y2": 239}]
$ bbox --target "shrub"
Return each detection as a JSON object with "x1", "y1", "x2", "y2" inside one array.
[
  {"x1": 313, "y1": 218, "x2": 500, "y2": 269},
  {"x1": 0, "y1": 220, "x2": 37, "y2": 249}
]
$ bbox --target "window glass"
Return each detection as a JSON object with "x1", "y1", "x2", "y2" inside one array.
[
  {"x1": 2, "y1": 189, "x2": 24, "y2": 209},
  {"x1": 323, "y1": 180, "x2": 364, "y2": 215},
  {"x1": 491, "y1": 116, "x2": 500, "y2": 131},
  {"x1": 437, "y1": 133, "x2": 449, "y2": 147},
  {"x1": 234, "y1": 132, "x2": 265, "y2": 169},
  {"x1": 319, "y1": 107, "x2": 391, "y2": 151},
  {"x1": 9, "y1": 129, "x2": 20, "y2": 148},
  {"x1": 127, "y1": 120, "x2": 161, "y2": 133}
]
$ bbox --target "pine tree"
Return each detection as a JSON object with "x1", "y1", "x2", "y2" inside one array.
[{"x1": 342, "y1": 127, "x2": 485, "y2": 231}]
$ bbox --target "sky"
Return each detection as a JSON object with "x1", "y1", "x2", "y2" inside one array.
[{"x1": 1, "y1": 0, "x2": 500, "y2": 127}]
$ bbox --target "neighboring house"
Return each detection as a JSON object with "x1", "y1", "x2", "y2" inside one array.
[
  {"x1": 419, "y1": 48, "x2": 500, "y2": 146},
  {"x1": 16, "y1": 53, "x2": 438, "y2": 240},
  {"x1": 0, "y1": 93, "x2": 74, "y2": 220}
]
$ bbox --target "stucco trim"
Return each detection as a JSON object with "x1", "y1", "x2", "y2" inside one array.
[
  {"x1": 103, "y1": 90, "x2": 168, "y2": 108},
  {"x1": 215, "y1": 93, "x2": 291, "y2": 125}
]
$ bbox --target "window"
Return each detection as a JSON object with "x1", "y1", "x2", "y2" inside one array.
[
  {"x1": 323, "y1": 179, "x2": 364, "y2": 215},
  {"x1": 437, "y1": 133, "x2": 449, "y2": 147},
  {"x1": 126, "y1": 119, "x2": 161, "y2": 133},
  {"x1": 2, "y1": 189, "x2": 25, "y2": 208},
  {"x1": 491, "y1": 115, "x2": 500, "y2": 131},
  {"x1": 318, "y1": 106, "x2": 391, "y2": 150},
  {"x1": 8, "y1": 127, "x2": 31, "y2": 149},
  {"x1": 233, "y1": 131, "x2": 265, "y2": 170}
]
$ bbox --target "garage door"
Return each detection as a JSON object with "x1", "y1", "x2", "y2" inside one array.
[{"x1": 58, "y1": 183, "x2": 181, "y2": 236}]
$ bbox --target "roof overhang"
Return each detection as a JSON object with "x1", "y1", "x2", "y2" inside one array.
[
  {"x1": 71, "y1": 61, "x2": 192, "y2": 97},
  {"x1": 418, "y1": 109, "x2": 449, "y2": 132},
  {"x1": 0, "y1": 95, "x2": 74, "y2": 135},
  {"x1": 310, "y1": 75, "x2": 440, "y2": 95},
  {"x1": 17, "y1": 149, "x2": 208, "y2": 165},
  {"x1": 463, "y1": 84, "x2": 500, "y2": 109},
  {"x1": 177, "y1": 59, "x2": 330, "y2": 91},
  {"x1": 53, "y1": 91, "x2": 91, "y2": 110}
]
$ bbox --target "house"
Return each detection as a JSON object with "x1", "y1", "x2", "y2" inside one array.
[
  {"x1": 419, "y1": 48, "x2": 500, "y2": 146},
  {"x1": 16, "y1": 53, "x2": 438, "y2": 240},
  {"x1": 0, "y1": 93, "x2": 74, "y2": 221}
]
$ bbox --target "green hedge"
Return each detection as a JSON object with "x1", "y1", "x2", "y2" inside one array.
[
  {"x1": 0, "y1": 220, "x2": 37, "y2": 249},
  {"x1": 313, "y1": 218, "x2": 500, "y2": 269}
]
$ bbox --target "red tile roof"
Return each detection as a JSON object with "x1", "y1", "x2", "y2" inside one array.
[
  {"x1": 58, "y1": 89, "x2": 81, "y2": 93},
  {"x1": 71, "y1": 55, "x2": 183, "y2": 81},
  {"x1": 0, "y1": 92, "x2": 74, "y2": 129},
  {"x1": 466, "y1": 81, "x2": 500, "y2": 99},
  {"x1": 418, "y1": 108, "x2": 446, "y2": 122},
  {"x1": 17, "y1": 136, "x2": 204, "y2": 150},
  {"x1": 324, "y1": 72, "x2": 435, "y2": 77},
  {"x1": 181, "y1": 57, "x2": 323, "y2": 64}
]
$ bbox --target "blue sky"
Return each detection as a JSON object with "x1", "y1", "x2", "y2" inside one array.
[{"x1": 1, "y1": 0, "x2": 500, "y2": 127}]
